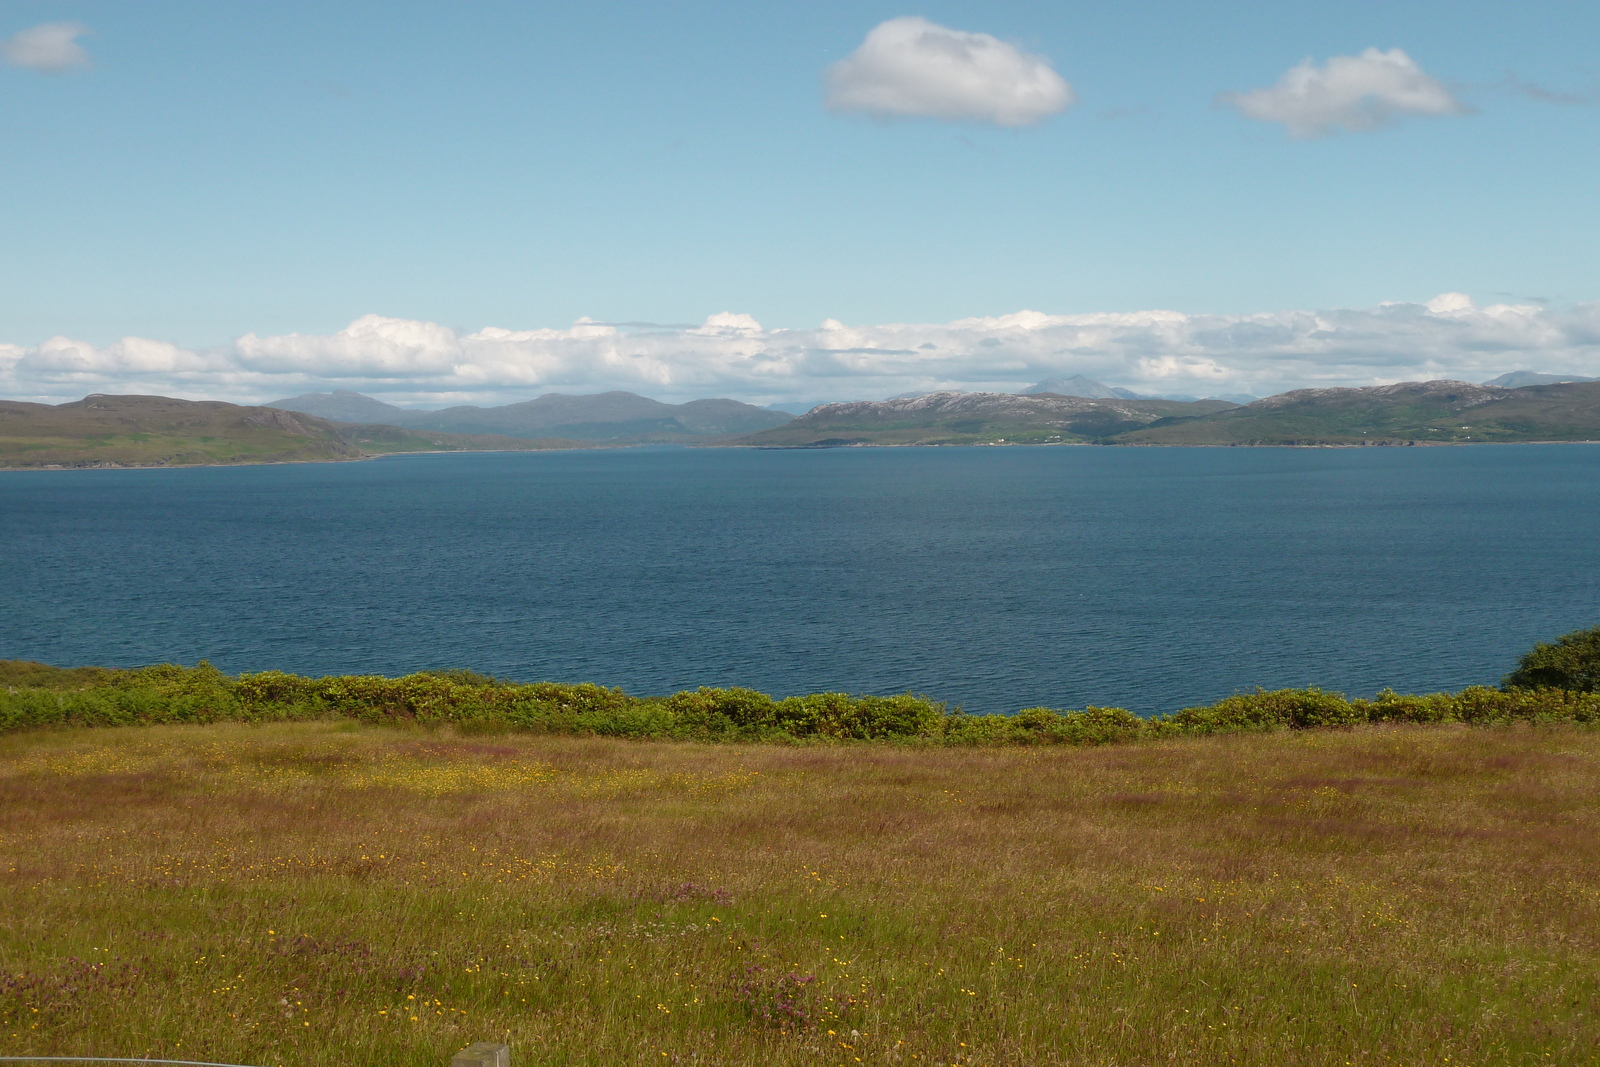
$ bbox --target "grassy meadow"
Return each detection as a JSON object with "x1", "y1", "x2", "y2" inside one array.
[{"x1": 3, "y1": 720, "x2": 1598, "y2": 1066}]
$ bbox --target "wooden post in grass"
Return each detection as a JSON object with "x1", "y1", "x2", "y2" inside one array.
[{"x1": 452, "y1": 1042, "x2": 510, "y2": 1067}]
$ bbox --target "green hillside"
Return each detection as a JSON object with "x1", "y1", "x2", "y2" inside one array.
[
  {"x1": 0, "y1": 394, "x2": 585, "y2": 469},
  {"x1": 269, "y1": 389, "x2": 795, "y2": 442},
  {"x1": 1117, "y1": 379, "x2": 1600, "y2": 445},
  {"x1": 331, "y1": 422, "x2": 590, "y2": 455},
  {"x1": 736, "y1": 381, "x2": 1600, "y2": 447},
  {"x1": 12, "y1": 381, "x2": 1600, "y2": 466},
  {"x1": 739, "y1": 391, "x2": 1238, "y2": 446}
]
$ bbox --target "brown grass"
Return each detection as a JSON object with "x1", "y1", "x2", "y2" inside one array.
[{"x1": 2, "y1": 722, "x2": 1598, "y2": 1066}]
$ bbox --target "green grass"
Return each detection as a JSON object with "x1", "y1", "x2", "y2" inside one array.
[{"x1": 2, "y1": 721, "x2": 1598, "y2": 1066}]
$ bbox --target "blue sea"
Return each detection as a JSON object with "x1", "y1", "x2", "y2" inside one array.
[{"x1": 3, "y1": 445, "x2": 1598, "y2": 715}]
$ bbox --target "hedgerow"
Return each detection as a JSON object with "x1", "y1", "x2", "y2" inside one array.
[{"x1": 2, "y1": 660, "x2": 1598, "y2": 743}]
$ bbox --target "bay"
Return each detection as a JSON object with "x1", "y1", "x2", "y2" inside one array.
[{"x1": 2, "y1": 444, "x2": 1598, "y2": 716}]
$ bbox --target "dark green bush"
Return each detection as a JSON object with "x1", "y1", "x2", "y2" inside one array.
[
  {"x1": 575, "y1": 703, "x2": 679, "y2": 738},
  {"x1": 662, "y1": 687, "x2": 779, "y2": 737},
  {"x1": 771, "y1": 693, "x2": 858, "y2": 738},
  {"x1": 1503, "y1": 625, "x2": 1600, "y2": 693},
  {"x1": 851, "y1": 695, "x2": 948, "y2": 739}
]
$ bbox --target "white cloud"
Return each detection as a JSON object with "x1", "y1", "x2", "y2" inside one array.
[
  {"x1": 826, "y1": 16, "x2": 1074, "y2": 126},
  {"x1": 1221, "y1": 48, "x2": 1465, "y2": 138},
  {"x1": 5, "y1": 299, "x2": 1600, "y2": 409},
  {"x1": 692, "y1": 312, "x2": 764, "y2": 336},
  {"x1": 2, "y1": 22, "x2": 90, "y2": 72},
  {"x1": 1424, "y1": 292, "x2": 1475, "y2": 315}
]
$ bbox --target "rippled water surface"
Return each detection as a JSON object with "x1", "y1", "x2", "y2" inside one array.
[{"x1": 3, "y1": 445, "x2": 1599, "y2": 714}]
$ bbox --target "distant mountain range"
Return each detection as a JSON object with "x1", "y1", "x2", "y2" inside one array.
[
  {"x1": 0, "y1": 395, "x2": 587, "y2": 469},
  {"x1": 264, "y1": 389, "x2": 409, "y2": 423},
  {"x1": 1481, "y1": 371, "x2": 1599, "y2": 388},
  {"x1": 1021, "y1": 375, "x2": 1132, "y2": 399},
  {"x1": 1117, "y1": 379, "x2": 1600, "y2": 445},
  {"x1": 267, "y1": 389, "x2": 793, "y2": 442},
  {"x1": 735, "y1": 379, "x2": 1600, "y2": 447},
  {"x1": 763, "y1": 400, "x2": 831, "y2": 415},
  {"x1": 886, "y1": 371, "x2": 1598, "y2": 409},
  {"x1": 8, "y1": 373, "x2": 1600, "y2": 468},
  {"x1": 1021, "y1": 375, "x2": 1260, "y2": 405},
  {"x1": 735, "y1": 392, "x2": 1240, "y2": 447}
]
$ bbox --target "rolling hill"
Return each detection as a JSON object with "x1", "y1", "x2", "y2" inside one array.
[
  {"x1": 0, "y1": 395, "x2": 585, "y2": 469},
  {"x1": 1483, "y1": 371, "x2": 1598, "y2": 388},
  {"x1": 735, "y1": 391, "x2": 1240, "y2": 446},
  {"x1": 11, "y1": 379, "x2": 1599, "y2": 467},
  {"x1": 268, "y1": 389, "x2": 793, "y2": 442},
  {"x1": 733, "y1": 380, "x2": 1600, "y2": 447},
  {"x1": 262, "y1": 389, "x2": 412, "y2": 423},
  {"x1": 1116, "y1": 379, "x2": 1600, "y2": 445}
]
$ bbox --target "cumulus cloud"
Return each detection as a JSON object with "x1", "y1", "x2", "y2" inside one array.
[
  {"x1": 1221, "y1": 48, "x2": 1465, "y2": 137},
  {"x1": 2, "y1": 22, "x2": 90, "y2": 72},
  {"x1": 5, "y1": 299, "x2": 1600, "y2": 409},
  {"x1": 826, "y1": 16, "x2": 1074, "y2": 126}
]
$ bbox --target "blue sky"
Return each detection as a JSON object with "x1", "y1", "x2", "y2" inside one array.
[{"x1": 2, "y1": 0, "x2": 1598, "y2": 404}]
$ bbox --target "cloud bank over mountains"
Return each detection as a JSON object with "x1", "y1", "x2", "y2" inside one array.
[{"x1": 4, "y1": 296, "x2": 1598, "y2": 408}]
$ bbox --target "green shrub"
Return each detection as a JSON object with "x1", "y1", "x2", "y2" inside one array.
[
  {"x1": 1060, "y1": 706, "x2": 1146, "y2": 744},
  {"x1": 4, "y1": 658, "x2": 1600, "y2": 745},
  {"x1": 1472, "y1": 684, "x2": 1600, "y2": 724},
  {"x1": 851, "y1": 695, "x2": 947, "y2": 739},
  {"x1": 234, "y1": 670, "x2": 318, "y2": 706},
  {"x1": 939, "y1": 712, "x2": 1014, "y2": 745},
  {"x1": 1356, "y1": 689, "x2": 1456, "y2": 724},
  {"x1": 0, "y1": 690, "x2": 73, "y2": 730},
  {"x1": 1007, "y1": 706, "x2": 1145, "y2": 745},
  {"x1": 1503, "y1": 625, "x2": 1600, "y2": 693},
  {"x1": 662, "y1": 687, "x2": 779, "y2": 737},
  {"x1": 576, "y1": 703, "x2": 678, "y2": 738},
  {"x1": 515, "y1": 681, "x2": 634, "y2": 718},
  {"x1": 1167, "y1": 688, "x2": 1356, "y2": 733},
  {"x1": 0, "y1": 660, "x2": 124, "y2": 690},
  {"x1": 772, "y1": 693, "x2": 853, "y2": 738}
]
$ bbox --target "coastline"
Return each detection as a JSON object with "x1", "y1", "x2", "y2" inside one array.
[
  {"x1": 0, "y1": 445, "x2": 618, "y2": 473},
  {"x1": 8, "y1": 438, "x2": 1600, "y2": 470}
]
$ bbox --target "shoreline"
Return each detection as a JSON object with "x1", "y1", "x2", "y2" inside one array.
[
  {"x1": 7, "y1": 438, "x2": 1600, "y2": 471},
  {"x1": 0, "y1": 445, "x2": 610, "y2": 473}
]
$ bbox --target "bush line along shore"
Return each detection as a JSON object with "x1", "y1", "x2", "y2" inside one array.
[{"x1": 5, "y1": 657, "x2": 1598, "y2": 743}]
